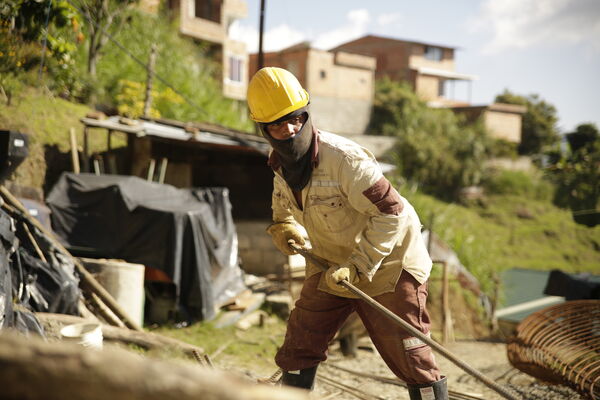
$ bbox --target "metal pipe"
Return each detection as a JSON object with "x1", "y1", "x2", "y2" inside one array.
[{"x1": 289, "y1": 242, "x2": 520, "y2": 400}]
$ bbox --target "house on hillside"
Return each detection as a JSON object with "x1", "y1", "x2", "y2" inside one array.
[
  {"x1": 249, "y1": 42, "x2": 377, "y2": 137},
  {"x1": 333, "y1": 35, "x2": 525, "y2": 145},
  {"x1": 451, "y1": 103, "x2": 526, "y2": 144},
  {"x1": 248, "y1": 42, "x2": 397, "y2": 159},
  {"x1": 140, "y1": 0, "x2": 249, "y2": 101},
  {"x1": 332, "y1": 34, "x2": 476, "y2": 107}
]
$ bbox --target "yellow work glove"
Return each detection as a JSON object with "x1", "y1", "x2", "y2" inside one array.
[
  {"x1": 325, "y1": 263, "x2": 360, "y2": 293},
  {"x1": 266, "y1": 222, "x2": 305, "y2": 255}
]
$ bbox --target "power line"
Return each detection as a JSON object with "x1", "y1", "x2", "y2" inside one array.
[{"x1": 64, "y1": 0, "x2": 212, "y2": 121}]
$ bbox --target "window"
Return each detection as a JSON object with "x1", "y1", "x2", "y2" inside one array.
[
  {"x1": 194, "y1": 0, "x2": 221, "y2": 23},
  {"x1": 228, "y1": 56, "x2": 243, "y2": 83},
  {"x1": 320, "y1": 70, "x2": 327, "y2": 79},
  {"x1": 438, "y1": 80, "x2": 445, "y2": 97},
  {"x1": 424, "y1": 46, "x2": 443, "y2": 62}
]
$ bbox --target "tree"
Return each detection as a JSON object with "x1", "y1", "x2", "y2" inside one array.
[
  {"x1": 549, "y1": 123, "x2": 600, "y2": 227},
  {"x1": 369, "y1": 78, "x2": 490, "y2": 200},
  {"x1": 0, "y1": 0, "x2": 82, "y2": 101},
  {"x1": 71, "y1": 0, "x2": 137, "y2": 78},
  {"x1": 495, "y1": 89, "x2": 560, "y2": 156}
]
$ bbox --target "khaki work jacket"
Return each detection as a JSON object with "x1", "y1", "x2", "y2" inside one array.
[{"x1": 272, "y1": 131, "x2": 432, "y2": 298}]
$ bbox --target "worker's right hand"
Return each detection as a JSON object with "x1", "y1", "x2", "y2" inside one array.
[
  {"x1": 325, "y1": 263, "x2": 359, "y2": 293},
  {"x1": 266, "y1": 222, "x2": 305, "y2": 255}
]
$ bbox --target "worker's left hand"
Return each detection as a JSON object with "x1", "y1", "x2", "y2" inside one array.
[{"x1": 325, "y1": 263, "x2": 359, "y2": 292}]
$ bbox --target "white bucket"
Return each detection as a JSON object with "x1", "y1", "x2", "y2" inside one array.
[
  {"x1": 60, "y1": 323, "x2": 103, "y2": 349},
  {"x1": 82, "y1": 258, "x2": 145, "y2": 327}
]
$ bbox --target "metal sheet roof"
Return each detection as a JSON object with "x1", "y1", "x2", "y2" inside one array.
[{"x1": 81, "y1": 116, "x2": 270, "y2": 155}]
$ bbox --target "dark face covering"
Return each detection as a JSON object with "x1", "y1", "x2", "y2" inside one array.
[{"x1": 260, "y1": 107, "x2": 314, "y2": 191}]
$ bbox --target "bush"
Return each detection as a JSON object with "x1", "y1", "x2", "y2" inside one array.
[
  {"x1": 488, "y1": 139, "x2": 519, "y2": 159},
  {"x1": 482, "y1": 170, "x2": 553, "y2": 201},
  {"x1": 371, "y1": 78, "x2": 491, "y2": 200}
]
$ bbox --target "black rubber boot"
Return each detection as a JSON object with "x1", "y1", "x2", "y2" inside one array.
[
  {"x1": 407, "y1": 376, "x2": 448, "y2": 400},
  {"x1": 281, "y1": 365, "x2": 318, "y2": 390}
]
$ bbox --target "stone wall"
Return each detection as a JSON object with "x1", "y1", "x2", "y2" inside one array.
[{"x1": 235, "y1": 220, "x2": 287, "y2": 276}]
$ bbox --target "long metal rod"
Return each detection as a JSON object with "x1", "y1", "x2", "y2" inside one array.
[{"x1": 289, "y1": 242, "x2": 520, "y2": 400}]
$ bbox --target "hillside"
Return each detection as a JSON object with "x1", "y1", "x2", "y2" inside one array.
[{"x1": 2, "y1": 88, "x2": 599, "y2": 298}]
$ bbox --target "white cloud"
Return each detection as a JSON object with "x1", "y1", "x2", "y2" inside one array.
[
  {"x1": 230, "y1": 8, "x2": 372, "y2": 53},
  {"x1": 229, "y1": 21, "x2": 306, "y2": 53},
  {"x1": 471, "y1": 0, "x2": 600, "y2": 54},
  {"x1": 376, "y1": 12, "x2": 402, "y2": 27},
  {"x1": 312, "y1": 8, "x2": 371, "y2": 50}
]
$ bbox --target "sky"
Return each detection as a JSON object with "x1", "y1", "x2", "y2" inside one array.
[{"x1": 230, "y1": 0, "x2": 600, "y2": 133}]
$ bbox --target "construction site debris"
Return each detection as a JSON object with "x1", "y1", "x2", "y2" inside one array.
[
  {"x1": 214, "y1": 292, "x2": 266, "y2": 329},
  {"x1": 36, "y1": 312, "x2": 205, "y2": 357},
  {"x1": 235, "y1": 310, "x2": 268, "y2": 330},
  {"x1": 0, "y1": 185, "x2": 142, "y2": 331}
]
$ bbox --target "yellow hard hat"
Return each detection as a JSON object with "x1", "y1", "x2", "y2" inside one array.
[{"x1": 247, "y1": 67, "x2": 309, "y2": 123}]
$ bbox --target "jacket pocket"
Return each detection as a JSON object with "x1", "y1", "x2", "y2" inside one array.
[{"x1": 307, "y1": 194, "x2": 353, "y2": 233}]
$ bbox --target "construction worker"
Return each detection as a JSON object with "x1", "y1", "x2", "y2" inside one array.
[{"x1": 247, "y1": 67, "x2": 448, "y2": 400}]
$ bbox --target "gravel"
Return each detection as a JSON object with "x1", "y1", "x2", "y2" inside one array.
[{"x1": 304, "y1": 339, "x2": 586, "y2": 400}]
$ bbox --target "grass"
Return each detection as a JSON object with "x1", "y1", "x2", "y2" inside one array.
[
  {"x1": 151, "y1": 316, "x2": 287, "y2": 375},
  {"x1": 400, "y1": 186, "x2": 600, "y2": 301},
  {"x1": 0, "y1": 86, "x2": 127, "y2": 189}
]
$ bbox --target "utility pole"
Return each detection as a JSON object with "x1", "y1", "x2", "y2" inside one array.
[
  {"x1": 258, "y1": 0, "x2": 265, "y2": 70},
  {"x1": 144, "y1": 43, "x2": 158, "y2": 118}
]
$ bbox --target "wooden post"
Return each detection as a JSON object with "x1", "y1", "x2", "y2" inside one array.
[
  {"x1": 143, "y1": 43, "x2": 158, "y2": 118},
  {"x1": 107, "y1": 154, "x2": 117, "y2": 174},
  {"x1": 427, "y1": 212, "x2": 434, "y2": 254},
  {"x1": 147, "y1": 159, "x2": 156, "y2": 182},
  {"x1": 82, "y1": 127, "x2": 90, "y2": 173},
  {"x1": 107, "y1": 130, "x2": 112, "y2": 152},
  {"x1": 93, "y1": 158, "x2": 101, "y2": 175},
  {"x1": 158, "y1": 157, "x2": 168, "y2": 184},
  {"x1": 441, "y1": 261, "x2": 454, "y2": 343},
  {"x1": 69, "y1": 128, "x2": 80, "y2": 174}
]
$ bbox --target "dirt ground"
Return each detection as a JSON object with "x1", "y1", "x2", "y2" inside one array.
[
  {"x1": 235, "y1": 338, "x2": 585, "y2": 400},
  {"x1": 231, "y1": 277, "x2": 586, "y2": 400}
]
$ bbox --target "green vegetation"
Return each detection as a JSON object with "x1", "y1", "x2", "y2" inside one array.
[
  {"x1": 0, "y1": 87, "x2": 124, "y2": 189},
  {"x1": 369, "y1": 78, "x2": 490, "y2": 201},
  {"x1": 1, "y1": 1, "x2": 252, "y2": 131},
  {"x1": 396, "y1": 182, "x2": 600, "y2": 297},
  {"x1": 548, "y1": 123, "x2": 600, "y2": 227},
  {"x1": 152, "y1": 318, "x2": 287, "y2": 374},
  {"x1": 482, "y1": 169, "x2": 553, "y2": 202}
]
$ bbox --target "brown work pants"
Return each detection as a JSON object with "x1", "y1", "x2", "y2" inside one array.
[{"x1": 275, "y1": 270, "x2": 441, "y2": 384}]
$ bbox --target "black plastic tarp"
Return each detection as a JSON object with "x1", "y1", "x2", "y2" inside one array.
[
  {"x1": 1, "y1": 206, "x2": 73, "y2": 336},
  {"x1": 46, "y1": 173, "x2": 246, "y2": 321}
]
